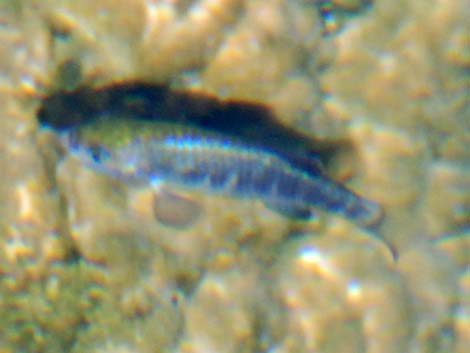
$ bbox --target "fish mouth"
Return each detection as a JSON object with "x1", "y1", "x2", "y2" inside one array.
[{"x1": 58, "y1": 129, "x2": 73, "y2": 149}]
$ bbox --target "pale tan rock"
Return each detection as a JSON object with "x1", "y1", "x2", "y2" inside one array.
[
  {"x1": 274, "y1": 232, "x2": 410, "y2": 353},
  {"x1": 456, "y1": 270, "x2": 470, "y2": 353},
  {"x1": 398, "y1": 243, "x2": 460, "y2": 352},
  {"x1": 421, "y1": 161, "x2": 470, "y2": 237},
  {"x1": 180, "y1": 270, "x2": 258, "y2": 353},
  {"x1": 434, "y1": 230, "x2": 470, "y2": 353}
]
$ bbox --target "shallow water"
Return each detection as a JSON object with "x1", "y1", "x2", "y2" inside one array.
[{"x1": 0, "y1": 1, "x2": 468, "y2": 352}]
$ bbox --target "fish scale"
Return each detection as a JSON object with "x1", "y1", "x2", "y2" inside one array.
[{"x1": 61, "y1": 116, "x2": 384, "y2": 230}]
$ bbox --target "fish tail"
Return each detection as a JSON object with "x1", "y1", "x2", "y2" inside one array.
[
  {"x1": 340, "y1": 193, "x2": 397, "y2": 258},
  {"x1": 341, "y1": 192, "x2": 385, "y2": 230},
  {"x1": 304, "y1": 175, "x2": 385, "y2": 229}
]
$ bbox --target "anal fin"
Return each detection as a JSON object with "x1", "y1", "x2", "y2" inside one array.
[
  {"x1": 264, "y1": 201, "x2": 316, "y2": 220},
  {"x1": 152, "y1": 185, "x2": 203, "y2": 229}
]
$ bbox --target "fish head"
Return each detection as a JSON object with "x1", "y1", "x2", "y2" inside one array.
[
  {"x1": 58, "y1": 116, "x2": 151, "y2": 181},
  {"x1": 60, "y1": 127, "x2": 114, "y2": 168},
  {"x1": 60, "y1": 116, "x2": 139, "y2": 175}
]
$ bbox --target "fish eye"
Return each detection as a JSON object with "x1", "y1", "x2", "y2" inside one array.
[{"x1": 88, "y1": 144, "x2": 110, "y2": 163}]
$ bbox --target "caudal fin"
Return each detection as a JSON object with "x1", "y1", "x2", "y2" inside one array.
[{"x1": 342, "y1": 193, "x2": 385, "y2": 231}]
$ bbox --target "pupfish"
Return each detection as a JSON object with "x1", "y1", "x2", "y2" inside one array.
[{"x1": 58, "y1": 115, "x2": 384, "y2": 230}]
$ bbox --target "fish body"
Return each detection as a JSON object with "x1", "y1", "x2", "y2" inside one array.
[{"x1": 61, "y1": 116, "x2": 384, "y2": 229}]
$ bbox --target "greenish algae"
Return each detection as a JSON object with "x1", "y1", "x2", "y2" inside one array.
[{"x1": 0, "y1": 261, "x2": 104, "y2": 353}]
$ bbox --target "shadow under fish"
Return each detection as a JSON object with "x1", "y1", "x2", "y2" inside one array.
[{"x1": 37, "y1": 81, "x2": 345, "y2": 170}]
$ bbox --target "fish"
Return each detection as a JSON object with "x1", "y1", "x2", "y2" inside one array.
[{"x1": 58, "y1": 115, "x2": 385, "y2": 230}]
